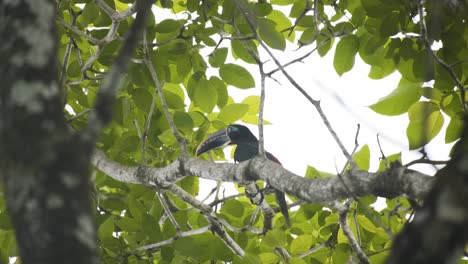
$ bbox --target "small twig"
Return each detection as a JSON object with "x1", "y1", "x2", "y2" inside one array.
[
  {"x1": 267, "y1": 36, "x2": 335, "y2": 76},
  {"x1": 157, "y1": 192, "x2": 182, "y2": 233},
  {"x1": 95, "y1": 0, "x2": 117, "y2": 17},
  {"x1": 57, "y1": 15, "x2": 99, "y2": 44},
  {"x1": 131, "y1": 226, "x2": 210, "y2": 254},
  {"x1": 275, "y1": 247, "x2": 291, "y2": 263},
  {"x1": 376, "y1": 134, "x2": 388, "y2": 169},
  {"x1": 404, "y1": 158, "x2": 449, "y2": 167},
  {"x1": 335, "y1": 201, "x2": 370, "y2": 264},
  {"x1": 166, "y1": 183, "x2": 245, "y2": 256},
  {"x1": 140, "y1": 29, "x2": 160, "y2": 165},
  {"x1": 209, "y1": 192, "x2": 245, "y2": 207},
  {"x1": 142, "y1": 28, "x2": 188, "y2": 154},
  {"x1": 352, "y1": 207, "x2": 362, "y2": 245},
  {"x1": 297, "y1": 242, "x2": 326, "y2": 258},
  {"x1": 133, "y1": 120, "x2": 143, "y2": 144},
  {"x1": 81, "y1": 45, "x2": 104, "y2": 76},
  {"x1": 59, "y1": 11, "x2": 76, "y2": 103},
  {"x1": 258, "y1": 62, "x2": 266, "y2": 156},
  {"x1": 67, "y1": 108, "x2": 91, "y2": 123}
]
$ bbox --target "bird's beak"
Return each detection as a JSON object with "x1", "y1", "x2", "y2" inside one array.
[{"x1": 196, "y1": 128, "x2": 231, "y2": 156}]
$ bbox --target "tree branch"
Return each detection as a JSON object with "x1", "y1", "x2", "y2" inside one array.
[
  {"x1": 82, "y1": 0, "x2": 153, "y2": 146},
  {"x1": 92, "y1": 149, "x2": 434, "y2": 206}
]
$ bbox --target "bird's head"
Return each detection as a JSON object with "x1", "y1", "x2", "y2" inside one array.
[{"x1": 196, "y1": 124, "x2": 258, "y2": 156}]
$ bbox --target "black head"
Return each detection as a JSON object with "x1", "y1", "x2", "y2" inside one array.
[
  {"x1": 227, "y1": 124, "x2": 258, "y2": 145},
  {"x1": 195, "y1": 124, "x2": 258, "y2": 156}
]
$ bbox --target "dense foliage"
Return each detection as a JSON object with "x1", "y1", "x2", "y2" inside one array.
[{"x1": 1, "y1": 0, "x2": 467, "y2": 263}]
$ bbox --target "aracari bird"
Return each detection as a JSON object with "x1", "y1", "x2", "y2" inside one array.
[{"x1": 196, "y1": 124, "x2": 290, "y2": 227}]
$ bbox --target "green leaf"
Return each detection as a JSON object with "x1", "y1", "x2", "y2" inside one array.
[
  {"x1": 259, "y1": 253, "x2": 279, "y2": 264},
  {"x1": 81, "y1": 2, "x2": 100, "y2": 25},
  {"x1": 174, "y1": 111, "x2": 194, "y2": 134},
  {"x1": 379, "y1": 12, "x2": 399, "y2": 38},
  {"x1": 317, "y1": 30, "x2": 334, "y2": 57},
  {"x1": 289, "y1": 0, "x2": 307, "y2": 17},
  {"x1": 305, "y1": 165, "x2": 334, "y2": 179},
  {"x1": 268, "y1": 10, "x2": 294, "y2": 41},
  {"x1": 155, "y1": 19, "x2": 180, "y2": 33},
  {"x1": 299, "y1": 27, "x2": 317, "y2": 45},
  {"x1": 290, "y1": 234, "x2": 314, "y2": 255},
  {"x1": 353, "y1": 145, "x2": 370, "y2": 170},
  {"x1": 369, "y1": 82, "x2": 421, "y2": 116},
  {"x1": 289, "y1": 258, "x2": 308, "y2": 264},
  {"x1": 209, "y1": 47, "x2": 228, "y2": 67},
  {"x1": 231, "y1": 40, "x2": 257, "y2": 64},
  {"x1": 406, "y1": 102, "x2": 444, "y2": 149},
  {"x1": 446, "y1": 117, "x2": 463, "y2": 143},
  {"x1": 174, "y1": 237, "x2": 207, "y2": 260},
  {"x1": 115, "y1": 217, "x2": 140, "y2": 232},
  {"x1": 132, "y1": 88, "x2": 153, "y2": 111},
  {"x1": 218, "y1": 103, "x2": 250, "y2": 123},
  {"x1": 142, "y1": 213, "x2": 162, "y2": 242},
  {"x1": 210, "y1": 76, "x2": 228, "y2": 108},
  {"x1": 178, "y1": 176, "x2": 199, "y2": 196},
  {"x1": 333, "y1": 35, "x2": 359, "y2": 76},
  {"x1": 441, "y1": 93, "x2": 463, "y2": 117},
  {"x1": 254, "y1": 1, "x2": 273, "y2": 16},
  {"x1": 219, "y1": 64, "x2": 255, "y2": 89},
  {"x1": 194, "y1": 79, "x2": 217, "y2": 113},
  {"x1": 263, "y1": 228, "x2": 286, "y2": 247},
  {"x1": 377, "y1": 152, "x2": 401, "y2": 172},
  {"x1": 158, "y1": 129, "x2": 177, "y2": 145},
  {"x1": 221, "y1": 199, "x2": 244, "y2": 218},
  {"x1": 357, "y1": 215, "x2": 376, "y2": 232},
  {"x1": 98, "y1": 216, "x2": 114, "y2": 239},
  {"x1": 412, "y1": 48, "x2": 435, "y2": 82},
  {"x1": 234, "y1": 253, "x2": 261, "y2": 264},
  {"x1": 163, "y1": 90, "x2": 185, "y2": 109},
  {"x1": 258, "y1": 18, "x2": 286, "y2": 50},
  {"x1": 242, "y1": 96, "x2": 260, "y2": 115},
  {"x1": 361, "y1": 0, "x2": 398, "y2": 17},
  {"x1": 128, "y1": 196, "x2": 145, "y2": 222}
]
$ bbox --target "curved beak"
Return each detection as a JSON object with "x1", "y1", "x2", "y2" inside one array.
[{"x1": 196, "y1": 128, "x2": 231, "y2": 156}]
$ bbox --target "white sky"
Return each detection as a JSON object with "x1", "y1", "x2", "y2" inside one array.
[
  {"x1": 197, "y1": 41, "x2": 453, "y2": 201},
  {"x1": 227, "y1": 46, "x2": 451, "y2": 175}
]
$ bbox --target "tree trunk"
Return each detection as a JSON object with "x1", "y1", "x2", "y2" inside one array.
[{"x1": 0, "y1": 1, "x2": 98, "y2": 263}]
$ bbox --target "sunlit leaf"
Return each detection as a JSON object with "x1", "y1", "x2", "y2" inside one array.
[
  {"x1": 218, "y1": 103, "x2": 249, "y2": 123},
  {"x1": 209, "y1": 47, "x2": 228, "y2": 67},
  {"x1": 369, "y1": 82, "x2": 421, "y2": 116},
  {"x1": 194, "y1": 79, "x2": 217, "y2": 113},
  {"x1": 406, "y1": 102, "x2": 444, "y2": 149},
  {"x1": 353, "y1": 145, "x2": 370, "y2": 171},
  {"x1": 290, "y1": 234, "x2": 314, "y2": 255},
  {"x1": 258, "y1": 18, "x2": 286, "y2": 50},
  {"x1": 219, "y1": 64, "x2": 255, "y2": 89},
  {"x1": 333, "y1": 35, "x2": 359, "y2": 76}
]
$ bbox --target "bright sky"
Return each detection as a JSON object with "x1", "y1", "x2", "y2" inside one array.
[
  {"x1": 195, "y1": 39, "x2": 454, "y2": 203},
  {"x1": 228, "y1": 47, "x2": 452, "y2": 175}
]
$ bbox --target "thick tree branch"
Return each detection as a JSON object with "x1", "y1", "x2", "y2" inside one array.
[{"x1": 92, "y1": 149, "x2": 434, "y2": 205}]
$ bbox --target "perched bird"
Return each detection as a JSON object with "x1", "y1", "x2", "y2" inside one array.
[{"x1": 196, "y1": 124, "x2": 291, "y2": 227}]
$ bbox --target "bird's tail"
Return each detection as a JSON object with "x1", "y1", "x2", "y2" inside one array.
[{"x1": 275, "y1": 189, "x2": 291, "y2": 227}]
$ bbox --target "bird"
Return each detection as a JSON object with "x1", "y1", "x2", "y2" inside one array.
[{"x1": 196, "y1": 124, "x2": 291, "y2": 227}]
